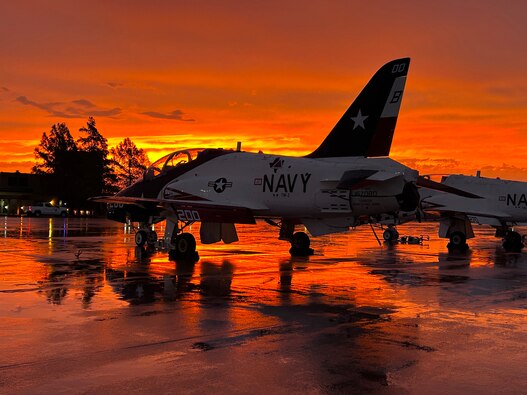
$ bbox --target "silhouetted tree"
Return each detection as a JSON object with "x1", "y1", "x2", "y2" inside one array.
[
  {"x1": 33, "y1": 123, "x2": 77, "y2": 174},
  {"x1": 110, "y1": 137, "x2": 150, "y2": 189},
  {"x1": 78, "y1": 116, "x2": 108, "y2": 153},
  {"x1": 32, "y1": 120, "x2": 119, "y2": 210},
  {"x1": 77, "y1": 117, "x2": 117, "y2": 194},
  {"x1": 32, "y1": 123, "x2": 78, "y2": 205}
]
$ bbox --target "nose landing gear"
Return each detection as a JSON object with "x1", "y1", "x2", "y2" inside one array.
[{"x1": 134, "y1": 229, "x2": 158, "y2": 247}]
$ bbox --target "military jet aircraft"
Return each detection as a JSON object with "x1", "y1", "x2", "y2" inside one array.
[
  {"x1": 420, "y1": 173, "x2": 526, "y2": 252},
  {"x1": 94, "y1": 57, "x2": 456, "y2": 259}
]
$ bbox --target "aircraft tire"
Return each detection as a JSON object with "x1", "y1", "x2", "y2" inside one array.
[
  {"x1": 290, "y1": 232, "x2": 313, "y2": 256},
  {"x1": 147, "y1": 230, "x2": 158, "y2": 246},
  {"x1": 135, "y1": 230, "x2": 148, "y2": 247},
  {"x1": 383, "y1": 228, "x2": 399, "y2": 241},
  {"x1": 449, "y1": 231, "x2": 466, "y2": 247},
  {"x1": 503, "y1": 230, "x2": 524, "y2": 252},
  {"x1": 173, "y1": 233, "x2": 197, "y2": 259},
  {"x1": 448, "y1": 231, "x2": 468, "y2": 252},
  {"x1": 34, "y1": 211, "x2": 41, "y2": 217}
]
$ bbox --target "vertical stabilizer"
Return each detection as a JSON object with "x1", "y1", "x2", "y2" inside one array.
[{"x1": 307, "y1": 58, "x2": 410, "y2": 158}]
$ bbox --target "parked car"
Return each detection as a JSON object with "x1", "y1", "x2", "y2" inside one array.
[{"x1": 21, "y1": 202, "x2": 68, "y2": 217}]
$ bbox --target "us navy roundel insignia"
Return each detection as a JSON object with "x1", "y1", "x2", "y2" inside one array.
[{"x1": 208, "y1": 178, "x2": 233, "y2": 193}]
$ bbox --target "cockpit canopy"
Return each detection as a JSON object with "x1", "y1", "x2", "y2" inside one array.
[{"x1": 144, "y1": 148, "x2": 205, "y2": 179}]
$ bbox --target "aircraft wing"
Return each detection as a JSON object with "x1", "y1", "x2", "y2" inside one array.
[
  {"x1": 90, "y1": 195, "x2": 257, "y2": 224},
  {"x1": 422, "y1": 193, "x2": 513, "y2": 223},
  {"x1": 91, "y1": 195, "x2": 161, "y2": 206}
]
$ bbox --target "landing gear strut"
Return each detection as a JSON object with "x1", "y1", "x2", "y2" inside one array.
[{"x1": 503, "y1": 230, "x2": 524, "y2": 252}]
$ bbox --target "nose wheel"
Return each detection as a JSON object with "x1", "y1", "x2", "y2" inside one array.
[
  {"x1": 134, "y1": 230, "x2": 148, "y2": 247},
  {"x1": 134, "y1": 229, "x2": 158, "y2": 247}
]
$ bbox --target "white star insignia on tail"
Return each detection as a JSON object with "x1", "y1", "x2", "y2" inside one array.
[{"x1": 350, "y1": 109, "x2": 368, "y2": 130}]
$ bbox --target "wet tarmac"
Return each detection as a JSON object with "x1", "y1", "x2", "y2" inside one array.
[{"x1": 0, "y1": 217, "x2": 526, "y2": 394}]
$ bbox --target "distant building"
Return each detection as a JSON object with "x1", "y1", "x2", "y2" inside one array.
[{"x1": 0, "y1": 171, "x2": 55, "y2": 215}]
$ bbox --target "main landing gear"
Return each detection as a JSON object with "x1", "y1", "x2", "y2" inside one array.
[
  {"x1": 266, "y1": 219, "x2": 314, "y2": 256},
  {"x1": 447, "y1": 231, "x2": 469, "y2": 252},
  {"x1": 290, "y1": 231, "x2": 313, "y2": 256},
  {"x1": 166, "y1": 218, "x2": 199, "y2": 262},
  {"x1": 439, "y1": 216, "x2": 473, "y2": 252},
  {"x1": 444, "y1": 227, "x2": 524, "y2": 253},
  {"x1": 502, "y1": 230, "x2": 524, "y2": 252},
  {"x1": 382, "y1": 225, "x2": 399, "y2": 242},
  {"x1": 169, "y1": 232, "x2": 199, "y2": 261}
]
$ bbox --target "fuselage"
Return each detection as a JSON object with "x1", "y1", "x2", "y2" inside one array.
[
  {"x1": 115, "y1": 148, "x2": 418, "y2": 224},
  {"x1": 167, "y1": 151, "x2": 416, "y2": 217},
  {"x1": 422, "y1": 174, "x2": 527, "y2": 225}
]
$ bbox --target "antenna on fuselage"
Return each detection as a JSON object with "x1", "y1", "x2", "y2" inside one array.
[{"x1": 236, "y1": 141, "x2": 242, "y2": 151}]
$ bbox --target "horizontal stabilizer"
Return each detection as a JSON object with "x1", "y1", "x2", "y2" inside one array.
[
  {"x1": 417, "y1": 176, "x2": 482, "y2": 199},
  {"x1": 337, "y1": 170, "x2": 399, "y2": 189}
]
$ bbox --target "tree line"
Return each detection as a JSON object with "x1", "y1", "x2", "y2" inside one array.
[{"x1": 32, "y1": 117, "x2": 150, "y2": 210}]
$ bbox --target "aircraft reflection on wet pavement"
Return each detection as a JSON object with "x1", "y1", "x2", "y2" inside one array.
[
  {"x1": 1, "y1": 217, "x2": 527, "y2": 393},
  {"x1": 1, "y1": 217, "x2": 525, "y2": 303}
]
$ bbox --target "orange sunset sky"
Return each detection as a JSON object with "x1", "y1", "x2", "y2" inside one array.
[{"x1": 1, "y1": 1, "x2": 526, "y2": 180}]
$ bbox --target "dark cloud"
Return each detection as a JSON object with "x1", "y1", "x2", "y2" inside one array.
[
  {"x1": 90, "y1": 108, "x2": 122, "y2": 117},
  {"x1": 1, "y1": 86, "x2": 10, "y2": 92},
  {"x1": 16, "y1": 95, "x2": 33, "y2": 105},
  {"x1": 16, "y1": 95, "x2": 121, "y2": 118},
  {"x1": 107, "y1": 82, "x2": 124, "y2": 89},
  {"x1": 141, "y1": 110, "x2": 195, "y2": 122},
  {"x1": 72, "y1": 99, "x2": 95, "y2": 107},
  {"x1": 16, "y1": 95, "x2": 59, "y2": 113}
]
